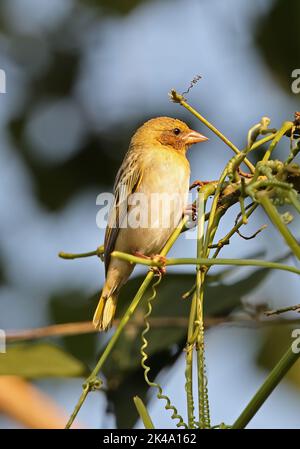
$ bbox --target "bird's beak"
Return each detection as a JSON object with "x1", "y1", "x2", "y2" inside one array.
[{"x1": 183, "y1": 129, "x2": 208, "y2": 145}]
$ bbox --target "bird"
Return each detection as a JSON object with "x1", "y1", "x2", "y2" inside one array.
[{"x1": 93, "y1": 116, "x2": 208, "y2": 331}]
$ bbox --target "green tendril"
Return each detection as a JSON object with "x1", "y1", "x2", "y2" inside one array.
[{"x1": 140, "y1": 274, "x2": 188, "y2": 429}]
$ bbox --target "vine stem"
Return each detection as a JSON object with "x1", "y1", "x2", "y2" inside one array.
[
  {"x1": 133, "y1": 397, "x2": 155, "y2": 429},
  {"x1": 262, "y1": 121, "x2": 293, "y2": 162},
  {"x1": 195, "y1": 190, "x2": 210, "y2": 428},
  {"x1": 185, "y1": 188, "x2": 210, "y2": 428},
  {"x1": 258, "y1": 194, "x2": 300, "y2": 260},
  {"x1": 232, "y1": 345, "x2": 300, "y2": 428},
  {"x1": 65, "y1": 217, "x2": 188, "y2": 428},
  {"x1": 111, "y1": 253, "x2": 300, "y2": 276}
]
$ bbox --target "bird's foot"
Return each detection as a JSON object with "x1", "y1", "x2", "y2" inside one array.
[
  {"x1": 184, "y1": 203, "x2": 197, "y2": 221},
  {"x1": 189, "y1": 180, "x2": 211, "y2": 191},
  {"x1": 132, "y1": 251, "x2": 167, "y2": 275},
  {"x1": 150, "y1": 255, "x2": 167, "y2": 275}
]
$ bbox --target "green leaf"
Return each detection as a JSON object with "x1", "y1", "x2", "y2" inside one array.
[{"x1": 0, "y1": 343, "x2": 88, "y2": 378}]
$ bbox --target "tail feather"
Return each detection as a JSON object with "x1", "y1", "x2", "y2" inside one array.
[{"x1": 93, "y1": 292, "x2": 118, "y2": 331}]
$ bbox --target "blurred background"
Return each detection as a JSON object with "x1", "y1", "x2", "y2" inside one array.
[{"x1": 0, "y1": 0, "x2": 300, "y2": 429}]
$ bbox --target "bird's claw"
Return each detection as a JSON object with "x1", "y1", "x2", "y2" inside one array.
[{"x1": 184, "y1": 203, "x2": 197, "y2": 221}]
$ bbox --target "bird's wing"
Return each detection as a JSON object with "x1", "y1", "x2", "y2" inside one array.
[{"x1": 104, "y1": 149, "x2": 143, "y2": 272}]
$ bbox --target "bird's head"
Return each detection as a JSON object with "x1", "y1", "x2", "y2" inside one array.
[{"x1": 132, "y1": 117, "x2": 208, "y2": 153}]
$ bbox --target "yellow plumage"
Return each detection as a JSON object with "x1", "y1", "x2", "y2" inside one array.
[{"x1": 93, "y1": 117, "x2": 208, "y2": 331}]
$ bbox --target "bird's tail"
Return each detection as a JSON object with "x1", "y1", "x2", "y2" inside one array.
[{"x1": 93, "y1": 288, "x2": 118, "y2": 332}]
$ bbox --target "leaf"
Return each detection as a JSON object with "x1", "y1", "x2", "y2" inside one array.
[{"x1": 0, "y1": 343, "x2": 88, "y2": 378}]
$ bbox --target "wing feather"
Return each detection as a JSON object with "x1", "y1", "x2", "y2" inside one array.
[{"x1": 104, "y1": 149, "x2": 143, "y2": 272}]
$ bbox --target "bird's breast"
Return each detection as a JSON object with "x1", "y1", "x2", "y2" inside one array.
[
  {"x1": 114, "y1": 147, "x2": 190, "y2": 257},
  {"x1": 139, "y1": 147, "x2": 190, "y2": 196}
]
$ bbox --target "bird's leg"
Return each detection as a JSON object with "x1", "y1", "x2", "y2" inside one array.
[{"x1": 132, "y1": 251, "x2": 167, "y2": 275}]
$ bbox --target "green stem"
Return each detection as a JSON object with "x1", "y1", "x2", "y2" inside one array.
[
  {"x1": 195, "y1": 191, "x2": 210, "y2": 428},
  {"x1": 65, "y1": 385, "x2": 90, "y2": 428},
  {"x1": 111, "y1": 252, "x2": 300, "y2": 276},
  {"x1": 249, "y1": 133, "x2": 277, "y2": 152},
  {"x1": 185, "y1": 190, "x2": 208, "y2": 428},
  {"x1": 201, "y1": 132, "x2": 277, "y2": 256},
  {"x1": 59, "y1": 246, "x2": 104, "y2": 260},
  {"x1": 289, "y1": 191, "x2": 300, "y2": 215},
  {"x1": 259, "y1": 194, "x2": 300, "y2": 260},
  {"x1": 133, "y1": 396, "x2": 155, "y2": 429},
  {"x1": 262, "y1": 122, "x2": 293, "y2": 162},
  {"x1": 232, "y1": 345, "x2": 300, "y2": 429}
]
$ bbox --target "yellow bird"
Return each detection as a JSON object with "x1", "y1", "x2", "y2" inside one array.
[{"x1": 93, "y1": 117, "x2": 208, "y2": 331}]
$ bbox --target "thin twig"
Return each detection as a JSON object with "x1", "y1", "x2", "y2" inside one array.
[
  {"x1": 264, "y1": 303, "x2": 300, "y2": 317},
  {"x1": 5, "y1": 315, "x2": 300, "y2": 343},
  {"x1": 169, "y1": 89, "x2": 255, "y2": 172}
]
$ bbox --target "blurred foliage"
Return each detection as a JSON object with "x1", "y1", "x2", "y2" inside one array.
[
  {"x1": 0, "y1": 343, "x2": 88, "y2": 378},
  {"x1": 10, "y1": 118, "x2": 126, "y2": 210},
  {"x1": 49, "y1": 291, "x2": 99, "y2": 366},
  {"x1": 256, "y1": 0, "x2": 300, "y2": 93},
  {"x1": 48, "y1": 263, "x2": 272, "y2": 428},
  {"x1": 5, "y1": 1, "x2": 153, "y2": 210},
  {"x1": 1, "y1": 0, "x2": 299, "y2": 430},
  {"x1": 257, "y1": 325, "x2": 300, "y2": 389},
  {"x1": 80, "y1": 0, "x2": 149, "y2": 15},
  {"x1": 0, "y1": 253, "x2": 5, "y2": 286}
]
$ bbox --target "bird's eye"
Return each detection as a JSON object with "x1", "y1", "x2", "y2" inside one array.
[{"x1": 173, "y1": 128, "x2": 181, "y2": 135}]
